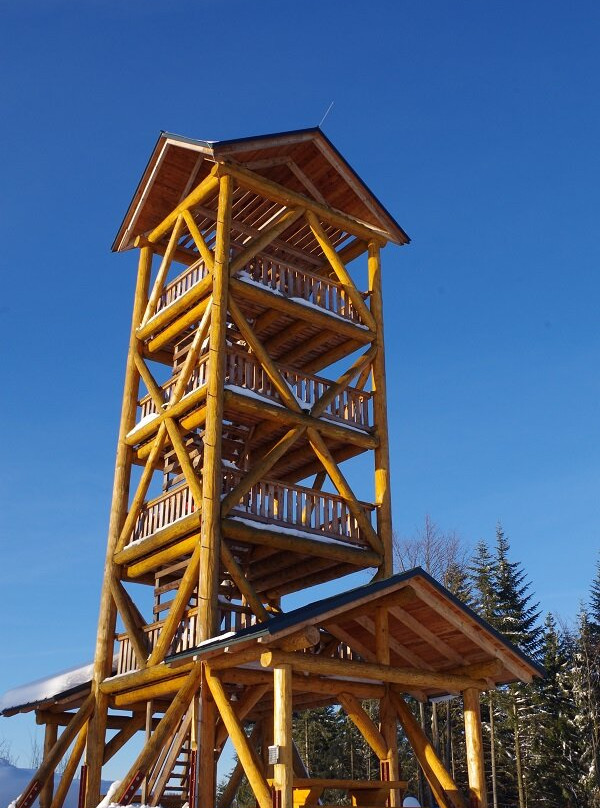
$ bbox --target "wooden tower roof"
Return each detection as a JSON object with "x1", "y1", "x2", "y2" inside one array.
[{"x1": 112, "y1": 128, "x2": 410, "y2": 254}]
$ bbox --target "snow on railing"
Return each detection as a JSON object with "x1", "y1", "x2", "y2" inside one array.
[
  {"x1": 238, "y1": 255, "x2": 362, "y2": 323},
  {"x1": 137, "y1": 347, "x2": 372, "y2": 429},
  {"x1": 149, "y1": 253, "x2": 365, "y2": 325},
  {"x1": 130, "y1": 468, "x2": 373, "y2": 549}
]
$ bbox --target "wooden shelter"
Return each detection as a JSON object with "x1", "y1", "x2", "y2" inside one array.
[{"x1": 3, "y1": 128, "x2": 542, "y2": 808}]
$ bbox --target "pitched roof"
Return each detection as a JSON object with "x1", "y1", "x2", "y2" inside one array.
[
  {"x1": 112, "y1": 128, "x2": 409, "y2": 254},
  {"x1": 167, "y1": 568, "x2": 544, "y2": 697}
]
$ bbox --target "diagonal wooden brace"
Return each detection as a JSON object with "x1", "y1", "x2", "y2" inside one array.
[
  {"x1": 228, "y1": 294, "x2": 302, "y2": 413},
  {"x1": 305, "y1": 210, "x2": 377, "y2": 331},
  {"x1": 307, "y1": 427, "x2": 383, "y2": 555}
]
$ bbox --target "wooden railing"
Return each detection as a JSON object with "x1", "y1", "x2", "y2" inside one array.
[
  {"x1": 238, "y1": 256, "x2": 363, "y2": 324},
  {"x1": 149, "y1": 252, "x2": 365, "y2": 324},
  {"x1": 116, "y1": 602, "x2": 257, "y2": 675},
  {"x1": 131, "y1": 469, "x2": 373, "y2": 549},
  {"x1": 132, "y1": 484, "x2": 197, "y2": 543},
  {"x1": 156, "y1": 258, "x2": 210, "y2": 314},
  {"x1": 223, "y1": 469, "x2": 373, "y2": 547},
  {"x1": 138, "y1": 347, "x2": 372, "y2": 428}
]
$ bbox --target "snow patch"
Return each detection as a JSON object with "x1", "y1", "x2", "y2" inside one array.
[{"x1": 228, "y1": 516, "x2": 364, "y2": 548}]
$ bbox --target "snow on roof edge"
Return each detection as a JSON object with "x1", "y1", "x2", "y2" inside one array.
[{"x1": 0, "y1": 657, "x2": 117, "y2": 715}]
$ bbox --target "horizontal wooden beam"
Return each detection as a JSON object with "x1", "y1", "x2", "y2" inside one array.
[
  {"x1": 125, "y1": 534, "x2": 199, "y2": 578},
  {"x1": 230, "y1": 276, "x2": 373, "y2": 346},
  {"x1": 112, "y1": 675, "x2": 188, "y2": 708},
  {"x1": 138, "y1": 280, "x2": 212, "y2": 347},
  {"x1": 114, "y1": 515, "x2": 200, "y2": 565},
  {"x1": 222, "y1": 518, "x2": 381, "y2": 567},
  {"x1": 100, "y1": 661, "x2": 192, "y2": 695},
  {"x1": 260, "y1": 651, "x2": 489, "y2": 693},
  {"x1": 223, "y1": 388, "x2": 377, "y2": 449}
]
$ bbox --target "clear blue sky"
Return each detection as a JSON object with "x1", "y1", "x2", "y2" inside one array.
[{"x1": 1, "y1": 0, "x2": 599, "y2": 773}]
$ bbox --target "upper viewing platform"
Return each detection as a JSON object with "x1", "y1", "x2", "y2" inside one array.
[{"x1": 112, "y1": 129, "x2": 410, "y2": 367}]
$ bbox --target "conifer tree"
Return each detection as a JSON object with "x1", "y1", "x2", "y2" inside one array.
[
  {"x1": 492, "y1": 524, "x2": 541, "y2": 659},
  {"x1": 469, "y1": 539, "x2": 496, "y2": 622},
  {"x1": 529, "y1": 614, "x2": 586, "y2": 807},
  {"x1": 573, "y1": 606, "x2": 600, "y2": 801},
  {"x1": 491, "y1": 524, "x2": 541, "y2": 808}
]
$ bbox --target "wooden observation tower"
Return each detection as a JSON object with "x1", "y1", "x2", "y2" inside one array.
[{"x1": 4, "y1": 129, "x2": 542, "y2": 808}]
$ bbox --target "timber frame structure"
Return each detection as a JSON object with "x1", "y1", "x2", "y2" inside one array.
[{"x1": 4, "y1": 129, "x2": 542, "y2": 808}]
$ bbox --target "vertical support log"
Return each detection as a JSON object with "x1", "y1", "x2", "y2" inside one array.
[
  {"x1": 40, "y1": 724, "x2": 58, "y2": 808},
  {"x1": 198, "y1": 173, "x2": 233, "y2": 642},
  {"x1": 86, "y1": 245, "x2": 153, "y2": 808},
  {"x1": 463, "y1": 689, "x2": 488, "y2": 808},
  {"x1": 375, "y1": 608, "x2": 400, "y2": 807},
  {"x1": 273, "y1": 664, "x2": 293, "y2": 808},
  {"x1": 368, "y1": 241, "x2": 393, "y2": 576},
  {"x1": 198, "y1": 685, "x2": 217, "y2": 808}
]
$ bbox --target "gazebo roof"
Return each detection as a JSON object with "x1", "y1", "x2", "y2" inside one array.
[
  {"x1": 167, "y1": 568, "x2": 544, "y2": 701},
  {"x1": 112, "y1": 128, "x2": 410, "y2": 256}
]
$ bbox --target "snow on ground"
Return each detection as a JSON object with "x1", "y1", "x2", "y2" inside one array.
[{"x1": 0, "y1": 758, "x2": 113, "y2": 808}]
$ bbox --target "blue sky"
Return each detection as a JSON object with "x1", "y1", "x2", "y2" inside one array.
[{"x1": 1, "y1": 0, "x2": 599, "y2": 774}]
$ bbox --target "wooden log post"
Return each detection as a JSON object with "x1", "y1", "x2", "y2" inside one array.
[
  {"x1": 368, "y1": 241, "x2": 393, "y2": 576},
  {"x1": 198, "y1": 173, "x2": 233, "y2": 642},
  {"x1": 198, "y1": 685, "x2": 217, "y2": 808},
  {"x1": 85, "y1": 244, "x2": 153, "y2": 808},
  {"x1": 273, "y1": 664, "x2": 293, "y2": 808},
  {"x1": 375, "y1": 608, "x2": 400, "y2": 807},
  {"x1": 462, "y1": 689, "x2": 488, "y2": 808},
  {"x1": 39, "y1": 723, "x2": 58, "y2": 808}
]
